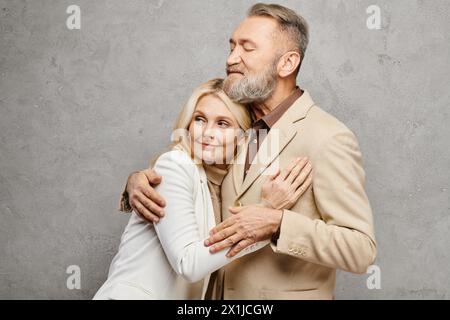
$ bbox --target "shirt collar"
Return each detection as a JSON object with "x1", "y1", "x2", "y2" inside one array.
[{"x1": 252, "y1": 87, "x2": 303, "y2": 129}]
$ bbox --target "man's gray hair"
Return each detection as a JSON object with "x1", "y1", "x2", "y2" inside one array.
[{"x1": 248, "y1": 3, "x2": 309, "y2": 68}]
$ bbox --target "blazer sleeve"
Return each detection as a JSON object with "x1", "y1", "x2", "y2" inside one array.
[
  {"x1": 119, "y1": 182, "x2": 133, "y2": 213},
  {"x1": 271, "y1": 131, "x2": 377, "y2": 274},
  {"x1": 119, "y1": 170, "x2": 141, "y2": 213},
  {"x1": 153, "y1": 152, "x2": 267, "y2": 283}
]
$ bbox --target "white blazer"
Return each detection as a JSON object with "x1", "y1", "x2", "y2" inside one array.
[{"x1": 94, "y1": 149, "x2": 268, "y2": 300}]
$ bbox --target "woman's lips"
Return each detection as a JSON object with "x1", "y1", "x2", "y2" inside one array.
[
  {"x1": 197, "y1": 141, "x2": 217, "y2": 150},
  {"x1": 202, "y1": 143, "x2": 215, "y2": 149}
]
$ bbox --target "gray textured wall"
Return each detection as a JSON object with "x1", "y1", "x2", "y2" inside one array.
[{"x1": 1, "y1": 0, "x2": 449, "y2": 299}]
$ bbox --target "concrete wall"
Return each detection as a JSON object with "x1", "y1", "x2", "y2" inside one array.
[{"x1": 1, "y1": 0, "x2": 449, "y2": 299}]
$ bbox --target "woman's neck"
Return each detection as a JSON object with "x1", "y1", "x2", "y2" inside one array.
[
  {"x1": 212, "y1": 163, "x2": 228, "y2": 170},
  {"x1": 203, "y1": 162, "x2": 229, "y2": 186}
]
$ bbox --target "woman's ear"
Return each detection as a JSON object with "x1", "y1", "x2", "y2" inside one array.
[{"x1": 278, "y1": 51, "x2": 301, "y2": 78}]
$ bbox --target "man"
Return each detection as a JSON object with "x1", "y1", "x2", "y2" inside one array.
[{"x1": 120, "y1": 3, "x2": 376, "y2": 300}]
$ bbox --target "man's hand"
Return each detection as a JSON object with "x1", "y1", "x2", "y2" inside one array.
[
  {"x1": 127, "y1": 169, "x2": 166, "y2": 223},
  {"x1": 261, "y1": 157, "x2": 312, "y2": 210},
  {"x1": 204, "y1": 205, "x2": 282, "y2": 258}
]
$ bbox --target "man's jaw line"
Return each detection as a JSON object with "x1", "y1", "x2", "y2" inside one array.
[
  {"x1": 253, "y1": 80, "x2": 299, "y2": 118},
  {"x1": 224, "y1": 69, "x2": 292, "y2": 117}
]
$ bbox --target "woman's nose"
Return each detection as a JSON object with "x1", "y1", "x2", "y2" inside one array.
[{"x1": 202, "y1": 126, "x2": 216, "y2": 140}]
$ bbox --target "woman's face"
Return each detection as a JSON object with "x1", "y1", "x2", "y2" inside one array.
[{"x1": 188, "y1": 94, "x2": 241, "y2": 166}]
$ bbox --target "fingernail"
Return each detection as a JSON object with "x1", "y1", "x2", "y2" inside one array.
[
  {"x1": 159, "y1": 210, "x2": 165, "y2": 217},
  {"x1": 204, "y1": 239, "x2": 209, "y2": 246}
]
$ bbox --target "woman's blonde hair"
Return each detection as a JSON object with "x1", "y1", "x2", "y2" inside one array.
[{"x1": 150, "y1": 78, "x2": 252, "y2": 166}]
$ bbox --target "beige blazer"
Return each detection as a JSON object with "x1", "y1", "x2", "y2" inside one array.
[{"x1": 220, "y1": 90, "x2": 377, "y2": 300}]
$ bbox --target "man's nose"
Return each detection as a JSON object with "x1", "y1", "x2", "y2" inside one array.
[{"x1": 227, "y1": 48, "x2": 241, "y2": 67}]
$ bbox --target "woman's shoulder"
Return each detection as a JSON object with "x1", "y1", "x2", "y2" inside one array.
[
  {"x1": 156, "y1": 149, "x2": 193, "y2": 165},
  {"x1": 154, "y1": 149, "x2": 199, "y2": 179}
]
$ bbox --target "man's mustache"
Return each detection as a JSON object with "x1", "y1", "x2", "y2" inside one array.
[{"x1": 226, "y1": 66, "x2": 246, "y2": 75}]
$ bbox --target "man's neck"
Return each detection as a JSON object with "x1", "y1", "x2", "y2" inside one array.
[{"x1": 253, "y1": 81, "x2": 298, "y2": 120}]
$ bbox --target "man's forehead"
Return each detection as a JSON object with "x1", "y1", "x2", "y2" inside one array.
[{"x1": 230, "y1": 16, "x2": 278, "y2": 42}]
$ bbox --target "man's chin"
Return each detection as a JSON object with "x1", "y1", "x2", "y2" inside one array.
[
  {"x1": 224, "y1": 76, "x2": 238, "y2": 88},
  {"x1": 223, "y1": 77, "x2": 242, "y2": 97}
]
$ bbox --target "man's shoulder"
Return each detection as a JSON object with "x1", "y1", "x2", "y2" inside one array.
[{"x1": 304, "y1": 104, "x2": 357, "y2": 140}]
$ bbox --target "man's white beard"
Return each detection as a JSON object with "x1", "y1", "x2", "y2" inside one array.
[{"x1": 224, "y1": 62, "x2": 278, "y2": 104}]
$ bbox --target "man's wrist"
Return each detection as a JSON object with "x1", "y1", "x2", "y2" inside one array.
[
  {"x1": 271, "y1": 209, "x2": 283, "y2": 243},
  {"x1": 125, "y1": 171, "x2": 141, "y2": 194},
  {"x1": 260, "y1": 198, "x2": 273, "y2": 208},
  {"x1": 119, "y1": 171, "x2": 140, "y2": 213}
]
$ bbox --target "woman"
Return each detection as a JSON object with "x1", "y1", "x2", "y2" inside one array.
[{"x1": 93, "y1": 79, "x2": 312, "y2": 299}]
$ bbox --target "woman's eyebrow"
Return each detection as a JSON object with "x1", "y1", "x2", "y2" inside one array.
[
  {"x1": 193, "y1": 110, "x2": 205, "y2": 116},
  {"x1": 217, "y1": 116, "x2": 233, "y2": 122}
]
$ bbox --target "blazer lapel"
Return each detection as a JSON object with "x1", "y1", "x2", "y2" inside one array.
[
  {"x1": 236, "y1": 124, "x2": 297, "y2": 199},
  {"x1": 234, "y1": 90, "x2": 316, "y2": 200},
  {"x1": 232, "y1": 134, "x2": 249, "y2": 195}
]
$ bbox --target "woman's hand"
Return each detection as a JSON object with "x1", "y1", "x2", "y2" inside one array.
[{"x1": 261, "y1": 157, "x2": 313, "y2": 210}]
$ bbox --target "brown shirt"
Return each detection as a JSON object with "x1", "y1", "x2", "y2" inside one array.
[{"x1": 244, "y1": 87, "x2": 303, "y2": 179}]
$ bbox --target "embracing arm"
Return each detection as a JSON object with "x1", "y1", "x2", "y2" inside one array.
[
  {"x1": 271, "y1": 131, "x2": 377, "y2": 274},
  {"x1": 153, "y1": 152, "x2": 266, "y2": 283},
  {"x1": 205, "y1": 157, "x2": 313, "y2": 257},
  {"x1": 119, "y1": 168, "x2": 167, "y2": 223}
]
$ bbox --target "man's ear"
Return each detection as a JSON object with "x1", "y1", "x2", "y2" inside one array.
[{"x1": 278, "y1": 51, "x2": 301, "y2": 78}]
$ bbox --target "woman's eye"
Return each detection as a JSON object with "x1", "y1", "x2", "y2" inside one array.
[
  {"x1": 195, "y1": 116, "x2": 206, "y2": 123},
  {"x1": 218, "y1": 121, "x2": 230, "y2": 128}
]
